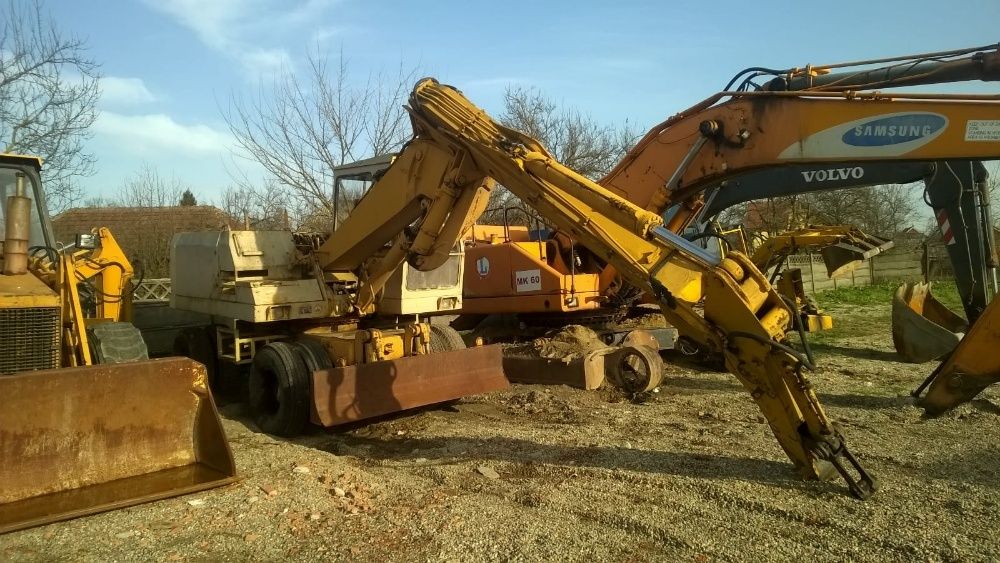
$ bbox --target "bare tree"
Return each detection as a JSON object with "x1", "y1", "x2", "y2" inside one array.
[
  {"x1": 804, "y1": 184, "x2": 916, "y2": 237},
  {"x1": 116, "y1": 163, "x2": 193, "y2": 207},
  {"x1": 483, "y1": 86, "x2": 640, "y2": 225},
  {"x1": 501, "y1": 86, "x2": 638, "y2": 179},
  {"x1": 224, "y1": 52, "x2": 416, "y2": 228},
  {"x1": 0, "y1": 0, "x2": 100, "y2": 212},
  {"x1": 220, "y1": 181, "x2": 291, "y2": 230},
  {"x1": 717, "y1": 184, "x2": 917, "y2": 241}
]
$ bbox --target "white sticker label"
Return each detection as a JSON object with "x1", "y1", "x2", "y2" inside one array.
[
  {"x1": 514, "y1": 269, "x2": 542, "y2": 292},
  {"x1": 965, "y1": 120, "x2": 1000, "y2": 141},
  {"x1": 475, "y1": 256, "x2": 490, "y2": 276}
]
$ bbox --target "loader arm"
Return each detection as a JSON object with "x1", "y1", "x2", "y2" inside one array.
[{"x1": 324, "y1": 78, "x2": 885, "y2": 497}]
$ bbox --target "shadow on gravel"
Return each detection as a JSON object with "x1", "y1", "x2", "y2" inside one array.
[
  {"x1": 662, "y1": 376, "x2": 743, "y2": 394},
  {"x1": 818, "y1": 393, "x2": 914, "y2": 411},
  {"x1": 313, "y1": 434, "x2": 839, "y2": 495},
  {"x1": 809, "y1": 342, "x2": 900, "y2": 363},
  {"x1": 914, "y1": 447, "x2": 1000, "y2": 488}
]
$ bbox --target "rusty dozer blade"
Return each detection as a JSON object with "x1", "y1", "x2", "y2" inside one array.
[
  {"x1": 0, "y1": 357, "x2": 236, "y2": 535},
  {"x1": 892, "y1": 282, "x2": 968, "y2": 363},
  {"x1": 311, "y1": 344, "x2": 508, "y2": 426},
  {"x1": 917, "y1": 294, "x2": 1000, "y2": 415}
]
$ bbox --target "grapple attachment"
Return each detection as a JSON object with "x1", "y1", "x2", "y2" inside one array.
[
  {"x1": 892, "y1": 282, "x2": 967, "y2": 363},
  {"x1": 0, "y1": 357, "x2": 236, "y2": 534},
  {"x1": 918, "y1": 294, "x2": 1000, "y2": 414}
]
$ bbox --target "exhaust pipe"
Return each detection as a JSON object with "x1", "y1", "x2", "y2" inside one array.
[{"x1": 3, "y1": 173, "x2": 30, "y2": 275}]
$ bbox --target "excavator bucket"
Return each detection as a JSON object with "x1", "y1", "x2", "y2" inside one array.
[
  {"x1": 892, "y1": 282, "x2": 967, "y2": 363},
  {"x1": 919, "y1": 294, "x2": 1000, "y2": 414},
  {"x1": 0, "y1": 357, "x2": 236, "y2": 534},
  {"x1": 820, "y1": 235, "x2": 894, "y2": 279},
  {"x1": 311, "y1": 345, "x2": 508, "y2": 426}
]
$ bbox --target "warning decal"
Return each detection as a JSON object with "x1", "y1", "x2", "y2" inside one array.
[{"x1": 965, "y1": 120, "x2": 1000, "y2": 141}]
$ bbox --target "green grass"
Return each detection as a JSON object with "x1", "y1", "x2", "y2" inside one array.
[
  {"x1": 805, "y1": 280, "x2": 964, "y2": 346},
  {"x1": 815, "y1": 280, "x2": 963, "y2": 310}
]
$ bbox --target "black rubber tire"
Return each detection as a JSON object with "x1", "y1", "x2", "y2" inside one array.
[
  {"x1": 173, "y1": 326, "x2": 219, "y2": 390},
  {"x1": 88, "y1": 322, "x2": 149, "y2": 364},
  {"x1": 249, "y1": 342, "x2": 311, "y2": 437},
  {"x1": 295, "y1": 339, "x2": 334, "y2": 372},
  {"x1": 428, "y1": 324, "x2": 466, "y2": 352}
]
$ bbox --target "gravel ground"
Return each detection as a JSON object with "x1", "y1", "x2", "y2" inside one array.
[{"x1": 3, "y1": 302, "x2": 999, "y2": 562}]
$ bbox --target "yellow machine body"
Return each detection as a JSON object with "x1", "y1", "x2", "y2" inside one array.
[{"x1": 0, "y1": 153, "x2": 235, "y2": 534}]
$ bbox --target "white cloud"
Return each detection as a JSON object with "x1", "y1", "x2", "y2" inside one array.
[
  {"x1": 94, "y1": 112, "x2": 232, "y2": 155},
  {"x1": 143, "y1": 0, "x2": 338, "y2": 76},
  {"x1": 100, "y1": 77, "x2": 158, "y2": 106}
]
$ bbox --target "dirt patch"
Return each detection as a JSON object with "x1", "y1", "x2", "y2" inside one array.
[{"x1": 4, "y1": 302, "x2": 1000, "y2": 561}]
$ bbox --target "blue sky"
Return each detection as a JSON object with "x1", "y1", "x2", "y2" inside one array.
[{"x1": 46, "y1": 0, "x2": 1000, "y2": 209}]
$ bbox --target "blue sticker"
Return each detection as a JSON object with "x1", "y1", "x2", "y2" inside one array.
[{"x1": 842, "y1": 114, "x2": 946, "y2": 147}]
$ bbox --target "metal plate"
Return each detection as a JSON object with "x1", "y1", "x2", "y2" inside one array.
[{"x1": 311, "y1": 345, "x2": 508, "y2": 426}]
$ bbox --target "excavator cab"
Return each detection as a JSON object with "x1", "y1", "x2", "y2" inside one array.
[{"x1": 0, "y1": 154, "x2": 235, "y2": 534}]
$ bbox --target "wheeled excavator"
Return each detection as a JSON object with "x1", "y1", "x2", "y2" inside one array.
[{"x1": 0, "y1": 154, "x2": 236, "y2": 534}]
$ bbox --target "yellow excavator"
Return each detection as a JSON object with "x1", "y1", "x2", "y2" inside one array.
[
  {"x1": 458, "y1": 45, "x2": 999, "y2": 341},
  {"x1": 0, "y1": 154, "x2": 235, "y2": 534},
  {"x1": 713, "y1": 224, "x2": 894, "y2": 331},
  {"x1": 336, "y1": 57, "x2": 1000, "y2": 496}
]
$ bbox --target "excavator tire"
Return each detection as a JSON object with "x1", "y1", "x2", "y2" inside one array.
[
  {"x1": 429, "y1": 324, "x2": 466, "y2": 352},
  {"x1": 87, "y1": 322, "x2": 149, "y2": 364},
  {"x1": 295, "y1": 338, "x2": 334, "y2": 372},
  {"x1": 249, "y1": 341, "x2": 311, "y2": 437},
  {"x1": 173, "y1": 326, "x2": 218, "y2": 390}
]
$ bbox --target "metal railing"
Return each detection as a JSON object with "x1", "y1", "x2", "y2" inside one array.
[{"x1": 133, "y1": 278, "x2": 171, "y2": 303}]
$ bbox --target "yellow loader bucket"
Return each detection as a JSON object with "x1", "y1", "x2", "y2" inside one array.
[
  {"x1": 919, "y1": 294, "x2": 1000, "y2": 415},
  {"x1": 892, "y1": 282, "x2": 967, "y2": 363},
  {"x1": 0, "y1": 357, "x2": 236, "y2": 534}
]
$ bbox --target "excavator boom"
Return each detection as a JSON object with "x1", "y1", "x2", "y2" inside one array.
[{"x1": 324, "y1": 79, "x2": 914, "y2": 497}]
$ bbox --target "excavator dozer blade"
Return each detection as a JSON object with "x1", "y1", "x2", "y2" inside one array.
[
  {"x1": 0, "y1": 357, "x2": 236, "y2": 535},
  {"x1": 919, "y1": 295, "x2": 1000, "y2": 415},
  {"x1": 892, "y1": 282, "x2": 967, "y2": 363},
  {"x1": 311, "y1": 345, "x2": 508, "y2": 426}
]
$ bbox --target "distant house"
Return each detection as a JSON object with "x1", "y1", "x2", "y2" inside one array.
[{"x1": 53, "y1": 206, "x2": 238, "y2": 278}]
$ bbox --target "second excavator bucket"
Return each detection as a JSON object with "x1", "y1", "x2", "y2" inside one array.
[
  {"x1": 0, "y1": 357, "x2": 236, "y2": 535},
  {"x1": 892, "y1": 282, "x2": 968, "y2": 363},
  {"x1": 820, "y1": 235, "x2": 895, "y2": 279},
  {"x1": 311, "y1": 345, "x2": 508, "y2": 426},
  {"x1": 919, "y1": 294, "x2": 1000, "y2": 414}
]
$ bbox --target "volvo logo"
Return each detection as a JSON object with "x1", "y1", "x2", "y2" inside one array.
[{"x1": 801, "y1": 166, "x2": 865, "y2": 183}]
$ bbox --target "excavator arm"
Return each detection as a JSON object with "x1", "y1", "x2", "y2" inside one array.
[{"x1": 324, "y1": 79, "x2": 880, "y2": 497}]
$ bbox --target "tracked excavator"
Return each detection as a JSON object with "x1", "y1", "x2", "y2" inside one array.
[
  {"x1": 460, "y1": 45, "x2": 1000, "y2": 340},
  {"x1": 356, "y1": 53, "x2": 1000, "y2": 495},
  {"x1": 598, "y1": 43, "x2": 1000, "y2": 413},
  {"x1": 0, "y1": 154, "x2": 236, "y2": 534}
]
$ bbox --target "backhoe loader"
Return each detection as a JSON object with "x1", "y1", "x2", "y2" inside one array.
[{"x1": 0, "y1": 154, "x2": 236, "y2": 534}]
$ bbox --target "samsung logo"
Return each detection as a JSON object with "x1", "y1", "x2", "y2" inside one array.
[
  {"x1": 842, "y1": 114, "x2": 946, "y2": 147},
  {"x1": 801, "y1": 166, "x2": 864, "y2": 183}
]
